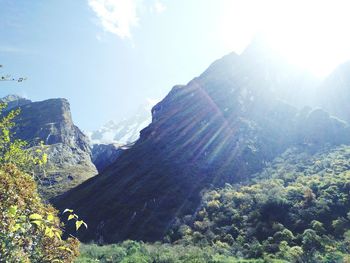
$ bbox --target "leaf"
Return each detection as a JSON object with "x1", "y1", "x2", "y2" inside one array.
[
  {"x1": 8, "y1": 205, "x2": 17, "y2": 217},
  {"x1": 45, "y1": 227, "x2": 54, "y2": 238},
  {"x1": 62, "y1": 208, "x2": 73, "y2": 214},
  {"x1": 54, "y1": 231, "x2": 62, "y2": 240},
  {"x1": 31, "y1": 220, "x2": 42, "y2": 227},
  {"x1": 11, "y1": 224, "x2": 21, "y2": 232},
  {"x1": 47, "y1": 213, "x2": 54, "y2": 222},
  {"x1": 29, "y1": 213, "x2": 42, "y2": 221},
  {"x1": 58, "y1": 246, "x2": 73, "y2": 253},
  {"x1": 75, "y1": 220, "x2": 87, "y2": 231},
  {"x1": 68, "y1": 214, "x2": 75, "y2": 221}
]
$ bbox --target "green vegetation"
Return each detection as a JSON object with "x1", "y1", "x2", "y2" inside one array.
[
  {"x1": 0, "y1": 103, "x2": 79, "y2": 262},
  {"x1": 0, "y1": 103, "x2": 47, "y2": 175},
  {"x1": 76, "y1": 241, "x2": 280, "y2": 263},
  {"x1": 3, "y1": 93, "x2": 350, "y2": 262},
  {"x1": 168, "y1": 146, "x2": 350, "y2": 262},
  {"x1": 77, "y1": 146, "x2": 350, "y2": 262}
]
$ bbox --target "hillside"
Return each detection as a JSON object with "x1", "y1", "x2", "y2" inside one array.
[
  {"x1": 319, "y1": 61, "x2": 350, "y2": 123},
  {"x1": 54, "y1": 40, "x2": 350, "y2": 244},
  {"x1": 168, "y1": 145, "x2": 350, "y2": 261}
]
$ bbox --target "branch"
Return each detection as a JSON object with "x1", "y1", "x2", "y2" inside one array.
[
  {"x1": 0, "y1": 65, "x2": 27, "y2": 82},
  {"x1": 0, "y1": 76, "x2": 27, "y2": 82}
]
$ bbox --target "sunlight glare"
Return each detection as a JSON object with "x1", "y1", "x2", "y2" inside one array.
[{"x1": 219, "y1": 0, "x2": 350, "y2": 76}]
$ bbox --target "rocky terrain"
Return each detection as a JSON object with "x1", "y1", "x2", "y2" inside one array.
[{"x1": 1, "y1": 96, "x2": 97, "y2": 199}]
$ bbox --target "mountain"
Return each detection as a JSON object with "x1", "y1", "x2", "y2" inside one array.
[
  {"x1": 91, "y1": 143, "x2": 126, "y2": 173},
  {"x1": 0, "y1": 94, "x2": 31, "y2": 110},
  {"x1": 88, "y1": 100, "x2": 155, "y2": 145},
  {"x1": 1, "y1": 96, "x2": 97, "y2": 198},
  {"x1": 53, "y1": 40, "x2": 350, "y2": 243},
  {"x1": 88, "y1": 101, "x2": 156, "y2": 172},
  {"x1": 319, "y1": 61, "x2": 350, "y2": 123}
]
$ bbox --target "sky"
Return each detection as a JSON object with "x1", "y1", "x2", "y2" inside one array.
[{"x1": 1, "y1": 0, "x2": 350, "y2": 131}]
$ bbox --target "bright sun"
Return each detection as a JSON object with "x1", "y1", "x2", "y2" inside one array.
[{"x1": 219, "y1": 0, "x2": 350, "y2": 77}]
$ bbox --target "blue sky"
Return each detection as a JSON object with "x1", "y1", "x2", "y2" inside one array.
[
  {"x1": 0, "y1": 0, "x2": 244, "y2": 131},
  {"x1": 1, "y1": 0, "x2": 350, "y2": 130}
]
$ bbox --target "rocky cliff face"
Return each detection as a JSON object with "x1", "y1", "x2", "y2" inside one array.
[
  {"x1": 53, "y1": 41, "x2": 350, "y2": 243},
  {"x1": 2, "y1": 96, "x2": 97, "y2": 198}
]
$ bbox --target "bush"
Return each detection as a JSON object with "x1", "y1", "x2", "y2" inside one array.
[
  {"x1": 0, "y1": 102, "x2": 79, "y2": 262},
  {"x1": 0, "y1": 164, "x2": 79, "y2": 262}
]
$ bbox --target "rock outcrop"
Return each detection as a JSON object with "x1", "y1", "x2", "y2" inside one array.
[
  {"x1": 2, "y1": 96, "x2": 97, "y2": 198},
  {"x1": 0, "y1": 94, "x2": 31, "y2": 110}
]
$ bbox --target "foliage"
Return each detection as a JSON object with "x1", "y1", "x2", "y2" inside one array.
[
  {"x1": 76, "y1": 241, "x2": 279, "y2": 263},
  {"x1": 0, "y1": 102, "x2": 80, "y2": 262},
  {"x1": 168, "y1": 146, "x2": 350, "y2": 262},
  {"x1": 0, "y1": 102, "x2": 48, "y2": 176},
  {"x1": 0, "y1": 164, "x2": 80, "y2": 262},
  {"x1": 63, "y1": 209, "x2": 88, "y2": 232}
]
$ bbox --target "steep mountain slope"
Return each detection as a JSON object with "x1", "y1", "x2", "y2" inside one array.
[
  {"x1": 2, "y1": 96, "x2": 97, "y2": 198},
  {"x1": 54, "y1": 42, "x2": 350, "y2": 243},
  {"x1": 319, "y1": 61, "x2": 350, "y2": 123}
]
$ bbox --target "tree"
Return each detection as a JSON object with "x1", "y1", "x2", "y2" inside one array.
[{"x1": 0, "y1": 102, "x2": 79, "y2": 262}]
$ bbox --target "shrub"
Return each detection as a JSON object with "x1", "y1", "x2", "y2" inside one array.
[
  {"x1": 0, "y1": 102, "x2": 79, "y2": 262},
  {"x1": 0, "y1": 164, "x2": 79, "y2": 262}
]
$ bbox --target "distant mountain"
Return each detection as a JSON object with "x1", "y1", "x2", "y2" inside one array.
[
  {"x1": 91, "y1": 143, "x2": 126, "y2": 173},
  {"x1": 319, "y1": 61, "x2": 350, "y2": 123},
  {"x1": 88, "y1": 100, "x2": 156, "y2": 172},
  {"x1": 88, "y1": 100, "x2": 156, "y2": 145},
  {"x1": 1, "y1": 95, "x2": 97, "y2": 199},
  {"x1": 54, "y1": 39, "x2": 350, "y2": 243}
]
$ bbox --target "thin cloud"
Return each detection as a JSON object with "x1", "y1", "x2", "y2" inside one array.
[
  {"x1": 154, "y1": 1, "x2": 166, "y2": 13},
  {"x1": 88, "y1": 0, "x2": 140, "y2": 39},
  {"x1": 0, "y1": 45, "x2": 26, "y2": 53}
]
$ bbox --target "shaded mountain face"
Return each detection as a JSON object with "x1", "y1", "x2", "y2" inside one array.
[
  {"x1": 54, "y1": 42, "x2": 350, "y2": 243},
  {"x1": 2, "y1": 96, "x2": 97, "y2": 198},
  {"x1": 92, "y1": 144, "x2": 125, "y2": 173}
]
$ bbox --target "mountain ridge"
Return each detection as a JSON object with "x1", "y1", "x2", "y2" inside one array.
[{"x1": 54, "y1": 42, "x2": 350, "y2": 243}]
